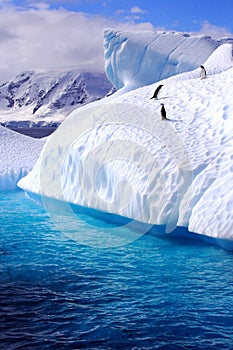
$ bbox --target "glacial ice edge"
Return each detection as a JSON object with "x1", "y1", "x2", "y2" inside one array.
[{"x1": 1, "y1": 30, "x2": 232, "y2": 245}]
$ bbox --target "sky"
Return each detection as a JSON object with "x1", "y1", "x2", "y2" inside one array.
[{"x1": 0, "y1": 0, "x2": 232, "y2": 83}]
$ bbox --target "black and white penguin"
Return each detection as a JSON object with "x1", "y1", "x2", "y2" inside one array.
[
  {"x1": 160, "y1": 103, "x2": 168, "y2": 120},
  {"x1": 150, "y1": 84, "x2": 163, "y2": 99},
  {"x1": 200, "y1": 65, "x2": 206, "y2": 79}
]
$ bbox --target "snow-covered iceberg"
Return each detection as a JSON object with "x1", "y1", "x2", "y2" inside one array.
[
  {"x1": 0, "y1": 126, "x2": 45, "y2": 190},
  {"x1": 17, "y1": 39, "x2": 233, "y2": 244},
  {"x1": 104, "y1": 30, "x2": 220, "y2": 92}
]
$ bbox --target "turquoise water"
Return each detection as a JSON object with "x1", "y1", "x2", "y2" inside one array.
[{"x1": 1, "y1": 190, "x2": 233, "y2": 349}]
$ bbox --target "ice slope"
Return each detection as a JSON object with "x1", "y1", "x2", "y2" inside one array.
[
  {"x1": 0, "y1": 126, "x2": 45, "y2": 190},
  {"x1": 17, "y1": 42, "x2": 233, "y2": 242},
  {"x1": 104, "y1": 30, "x2": 220, "y2": 92}
]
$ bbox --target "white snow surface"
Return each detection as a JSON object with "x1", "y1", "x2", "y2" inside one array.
[
  {"x1": 104, "y1": 29, "x2": 220, "y2": 92},
  {"x1": 17, "y1": 41, "x2": 233, "y2": 241},
  {"x1": 0, "y1": 126, "x2": 45, "y2": 190}
]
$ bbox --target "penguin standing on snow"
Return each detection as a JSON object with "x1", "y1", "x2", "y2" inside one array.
[
  {"x1": 200, "y1": 65, "x2": 206, "y2": 79},
  {"x1": 160, "y1": 103, "x2": 168, "y2": 120},
  {"x1": 150, "y1": 84, "x2": 163, "y2": 99}
]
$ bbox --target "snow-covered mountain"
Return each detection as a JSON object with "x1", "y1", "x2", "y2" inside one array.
[
  {"x1": 1, "y1": 30, "x2": 233, "y2": 247},
  {"x1": 0, "y1": 69, "x2": 113, "y2": 127}
]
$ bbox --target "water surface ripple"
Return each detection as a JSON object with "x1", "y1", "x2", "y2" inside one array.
[{"x1": 0, "y1": 191, "x2": 233, "y2": 349}]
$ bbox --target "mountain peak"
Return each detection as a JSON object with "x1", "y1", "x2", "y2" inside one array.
[{"x1": 0, "y1": 69, "x2": 112, "y2": 128}]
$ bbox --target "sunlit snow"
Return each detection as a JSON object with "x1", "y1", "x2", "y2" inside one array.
[
  {"x1": 2, "y1": 30, "x2": 233, "y2": 243},
  {"x1": 104, "y1": 30, "x2": 220, "y2": 92},
  {"x1": 0, "y1": 126, "x2": 45, "y2": 190}
]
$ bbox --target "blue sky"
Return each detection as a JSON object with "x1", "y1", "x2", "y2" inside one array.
[
  {"x1": 81, "y1": 0, "x2": 229, "y2": 34},
  {"x1": 11, "y1": 0, "x2": 233, "y2": 33},
  {"x1": 0, "y1": 0, "x2": 232, "y2": 82}
]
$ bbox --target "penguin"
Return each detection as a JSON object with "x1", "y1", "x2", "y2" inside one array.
[
  {"x1": 150, "y1": 84, "x2": 163, "y2": 99},
  {"x1": 160, "y1": 103, "x2": 168, "y2": 120},
  {"x1": 200, "y1": 65, "x2": 206, "y2": 80}
]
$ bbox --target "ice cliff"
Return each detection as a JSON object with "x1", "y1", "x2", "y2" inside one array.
[{"x1": 104, "y1": 30, "x2": 220, "y2": 92}]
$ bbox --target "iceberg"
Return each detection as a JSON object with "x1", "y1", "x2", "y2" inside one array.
[
  {"x1": 104, "y1": 30, "x2": 220, "y2": 93},
  {"x1": 0, "y1": 28, "x2": 230, "y2": 246},
  {"x1": 0, "y1": 126, "x2": 45, "y2": 190},
  {"x1": 17, "y1": 34, "x2": 233, "y2": 245}
]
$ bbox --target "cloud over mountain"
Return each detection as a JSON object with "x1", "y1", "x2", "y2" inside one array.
[
  {"x1": 0, "y1": 3, "x2": 231, "y2": 84},
  {"x1": 0, "y1": 5, "x2": 153, "y2": 83}
]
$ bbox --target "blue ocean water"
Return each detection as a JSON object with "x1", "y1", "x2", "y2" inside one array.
[{"x1": 1, "y1": 190, "x2": 233, "y2": 350}]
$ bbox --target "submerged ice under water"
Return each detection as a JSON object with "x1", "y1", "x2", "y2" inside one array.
[{"x1": 1, "y1": 191, "x2": 233, "y2": 349}]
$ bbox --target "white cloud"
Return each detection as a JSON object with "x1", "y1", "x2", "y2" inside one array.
[
  {"x1": 130, "y1": 6, "x2": 146, "y2": 14},
  {"x1": 0, "y1": 6, "x2": 153, "y2": 83},
  {"x1": 0, "y1": 5, "x2": 231, "y2": 84},
  {"x1": 192, "y1": 20, "x2": 233, "y2": 39},
  {"x1": 118, "y1": 6, "x2": 147, "y2": 25},
  {"x1": 27, "y1": 2, "x2": 50, "y2": 10},
  {"x1": 115, "y1": 9, "x2": 125, "y2": 16}
]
